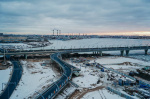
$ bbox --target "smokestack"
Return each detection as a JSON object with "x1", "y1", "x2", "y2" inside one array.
[
  {"x1": 59, "y1": 30, "x2": 61, "y2": 35},
  {"x1": 53, "y1": 30, "x2": 54, "y2": 36},
  {"x1": 57, "y1": 30, "x2": 58, "y2": 36}
]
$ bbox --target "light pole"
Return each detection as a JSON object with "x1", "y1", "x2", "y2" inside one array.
[{"x1": 3, "y1": 48, "x2": 6, "y2": 65}]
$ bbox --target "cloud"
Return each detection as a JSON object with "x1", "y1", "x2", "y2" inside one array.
[{"x1": 0, "y1": 0, "x2": 150, "y2": 34}]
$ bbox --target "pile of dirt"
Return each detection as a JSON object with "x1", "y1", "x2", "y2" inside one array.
[
  {"x1": 69, "y1": 86, "x2": 105, "y2": 99},
  {"x1": 117, "y1": 62, "x2": 133, "y2": 66},
  {"x1": 0, "y1": 65, "x2": 10, "y2": 70},
  {"x1": 27, "y1": 64, "x2": 35, "y2": 68}
]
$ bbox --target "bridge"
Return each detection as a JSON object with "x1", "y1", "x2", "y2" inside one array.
[
  {"x1": 36, "y1": 52, "x2": 72, "y2": 99},
  {"x1": 0, "y1": 46, "x2": 150, "y2": 58}
]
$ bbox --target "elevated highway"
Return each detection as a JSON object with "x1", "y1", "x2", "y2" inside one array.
[
  {"x1": 37, "y1": 52, "x2": 72, "y2": 99},
  {"x1": 1, "y1": 46, "x2": 150, "y2": 57}
]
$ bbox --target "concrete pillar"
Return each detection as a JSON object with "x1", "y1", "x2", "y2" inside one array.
[
  {"x1": 99, "y1": 51, "x2": 102, "y2": 56},
  {"x1": 120, "y1": 50, "x2": 124, "y2": 56},
  {"x1": 126, "y1": 50, "x2": 130, "y2": 56},
  {"x1": 145, "y1": 49, "x2": 148, "y2": 55},
  {"x1": 96, "y1": 51, "x2": 99, "y2": 56},
  {"x1": 24, "y1": 54, "x2": 28, "y2": 59},
  {"x1": 93, "y1": 52, "x2": 96, "y2": 55},
  {"x1": 93, "y1": 52, "x2": 94, "y2": 55}
]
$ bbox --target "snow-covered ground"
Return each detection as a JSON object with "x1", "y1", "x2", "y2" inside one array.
[
  {"x1": 129, "y1": 55, "x2": 150, "y2": 62},
  {"x1": 55, "y1": 84, "x2": 76, "y2": 99},
  {"x1": 64, "y1": 55, "x2": 150, "y2": 99},
  {"x1": 66, "y1": 60, "x2": 102, "y2": 88},
  {"x1": 82, "y1": 88, "x2": 125, "y2": 99},
  {"x1": 33, "y1": 38, "x2": 150, "y2": 50},
  {"x1": 0, "y1": 67, "x2": 12, "y2": 94},
  {"x1": 10, "y1": 59, "x2": 58, "y2": 99},
  {"x1": 91, "y1": 56, "x2": 150, "y2": 74}
]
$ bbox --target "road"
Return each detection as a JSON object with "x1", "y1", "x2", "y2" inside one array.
[
  {"x1": 37, "y1": 53, "x2": 72, "y2": 99},
  {"x1": 1, "y1": 46, "x2": 150, "y2": 55},
  {"x1": 0, "y1": 58, "x2": 23, "y2": 99}
]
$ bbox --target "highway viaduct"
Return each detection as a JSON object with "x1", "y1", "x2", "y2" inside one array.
[{"x1": 0, "y1": 46, "x2": 150, "y2": 59}]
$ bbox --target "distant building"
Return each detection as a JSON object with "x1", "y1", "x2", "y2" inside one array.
[
  {"x1": 0, "y1": 36, "x2": 27, "y2": 43},
  {"x1": 0, "y1": 33, "x2": 3, "y2": 36}
]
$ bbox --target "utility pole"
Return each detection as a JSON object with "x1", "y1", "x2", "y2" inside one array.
[{"x1": 4, "y1": 48, "x2": 6, "y2": 65}]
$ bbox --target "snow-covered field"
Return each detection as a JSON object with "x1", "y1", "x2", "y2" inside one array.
[
  {"x1": 0, "y1": 67, "x2": 12, "y2": 94},
  {"x1": 33, "y1": 38, "x2": 150, "y2": 50},
  {"x1": 129, "y1": 55, "x2": 150, "y2": 62},
  {"x1": 95, "y1": 56, "x2": 150, "y2": 67},
  {"x1": 55, "y1": 84, "x2": 76, "y2": 99},
  {"x1": 66, "y1": 60, "x2": 102, "y2": 88},
  {"x1": 10, "y1": 59, "x2": 58, "y2": 99},
  {"x1": 82, "y1": 88, "x2": 125, "y2": 99}
]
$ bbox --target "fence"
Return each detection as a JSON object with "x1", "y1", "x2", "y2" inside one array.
[
  {"x1": 97, "y1": 64, "x2": 136, "y2": 81},
  {"x1": 98, "y1": 64, "x2": 150, "y2": 88},
  {"x1": 107, "y1": 87, "x2": 134, "y2": 99}
]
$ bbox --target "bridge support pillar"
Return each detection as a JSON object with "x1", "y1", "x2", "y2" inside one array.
[
  {"x1": 96, "y1": 51, "x2": 99, "y2": 56},
  {"x1": 126, "y1": 50, "x2": 130, "y2": 56},
  {"x1": 145, "y1": 49, "x2": 148, "y2": 55},
  {"x1": 93, "y1": 52, "x2": 96, "y2": 55},
  {"x1": 24, "y1": 54, "x2": 28, "y2": 59},
  {"x1": 99, "y1": 51, "x2": 102, "y2": 56},
  {"x1": 120, "y1": 50, "x2": 124, "y2": 56}
]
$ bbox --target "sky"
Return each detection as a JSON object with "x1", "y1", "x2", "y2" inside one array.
[{"x1": 0, "y1": 0, "x2": 150, "y2": 35}]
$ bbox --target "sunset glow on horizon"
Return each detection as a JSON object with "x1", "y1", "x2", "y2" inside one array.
[{"x1": 4, "y1": 31, "x2": 150, "y2": 36}]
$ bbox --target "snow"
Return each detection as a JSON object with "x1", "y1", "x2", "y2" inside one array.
[
  {"x1": 82, "y1": 88, "x2": 125, "y2": 99},
  {"x1": 10, "y1": 59, "x2": 58, "y2": 99},
  {"x1": 66, "y1": 60, "x2": 102, "y2": 88},
  {"x1": 93, "y1": 56, "x2": 150, "y2": 73},
  {"x1": 31, "y1": 38, "x2": 150, "y2": 50},
  {"x1": 65, "y1": 55, "x2": 150, "y2": 99},
  {"x1": 55, "y1": 85, "x2": 76, "y2": 99},
  {"x1": 94, "y1": 56, "x2": 150, "y2": 66},
  {"x1": 0, "y1": 67, "x2": 12, "y2": 94},
  {"x1": 129, "y1": 55, "x2": 150, "y2": 62}
]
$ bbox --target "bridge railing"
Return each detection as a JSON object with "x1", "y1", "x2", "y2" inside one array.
[{"x1": 36, "y1": 52, "x2": 72, "y2": 99}]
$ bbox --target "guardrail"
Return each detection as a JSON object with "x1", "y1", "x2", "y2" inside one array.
[
  {"x1": 97, "y1": 64, "x2": 150, "y2": 88},
  {"x1": 107, "y1": 87, "x2": 134, "y2": 99},
  {"x1": 1, "y1": 46, "x2": 150, "y2": 55}
]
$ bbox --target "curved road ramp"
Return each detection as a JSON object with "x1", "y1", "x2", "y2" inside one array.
[
  {"x1": 36, "y1": 52, "x2": 72, "y2": 99},
  {"x1": 0, "y1": 58, "x2": 23, "y2": 99}
]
